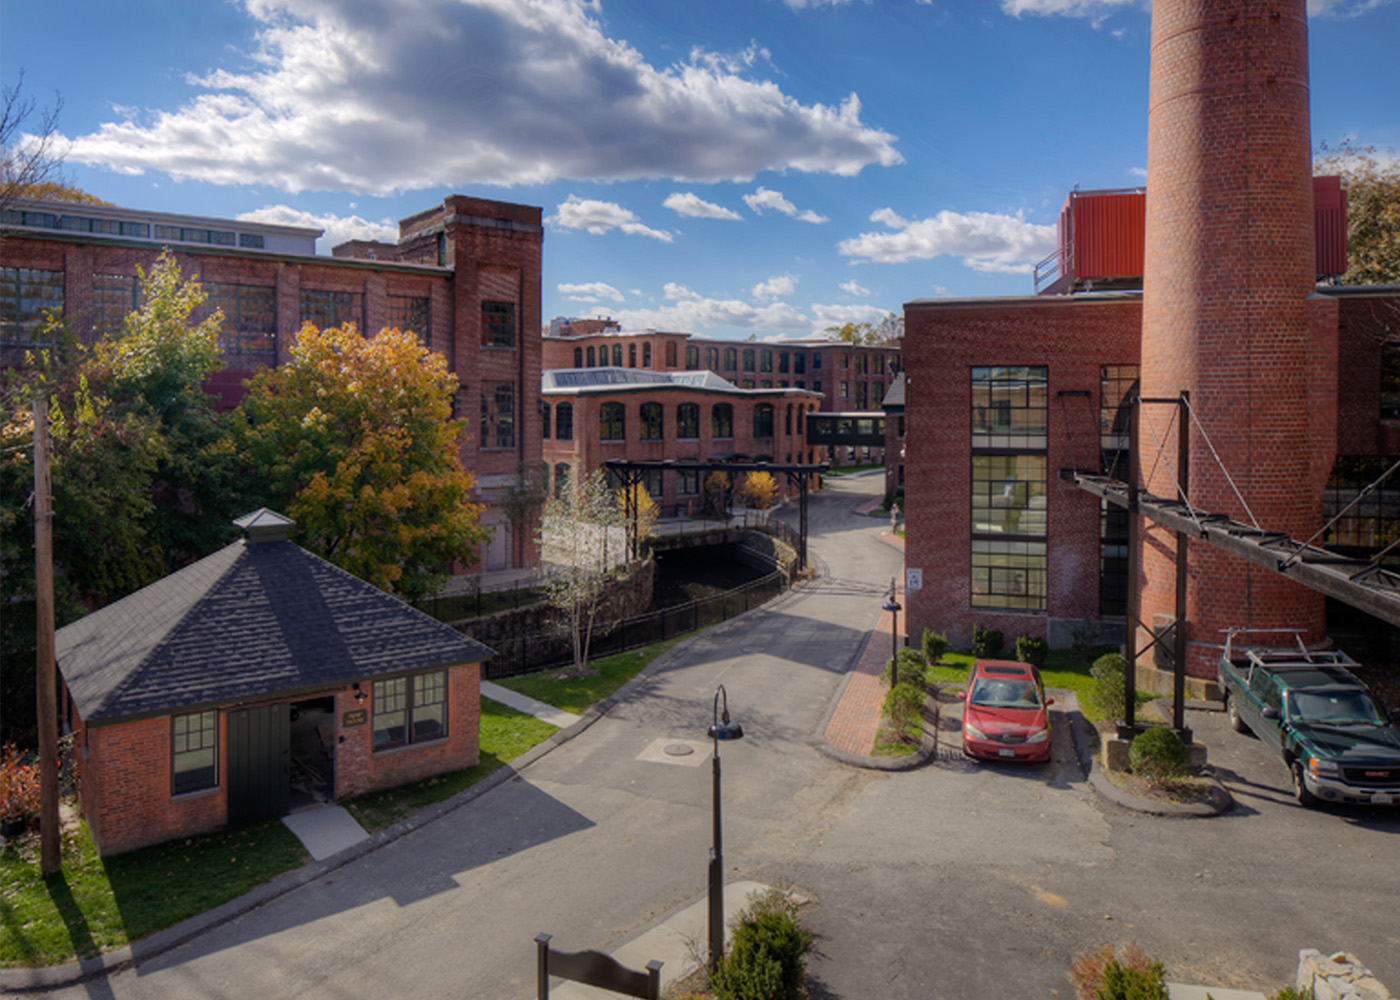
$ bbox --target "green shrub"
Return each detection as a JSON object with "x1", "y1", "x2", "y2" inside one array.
[
  {"x1": 1015, "y1": 634, "x2": 1048, "y2": 667},
  {"x1": 881, "y1": 647, "x2": 928, "y2": 689},
  {"x1": 883, "y1": 682, "x2": 925, "y2": 735},
  {"x1": 972, "y1": 623, "x2": 1004, "y2": 658},
  {"x1": 711, "y1": 892, "x2": 813, "y2": 1000},
  {"x1": 1070, "y1": 944, "x2": 1167, "y2": 1000},
  {"x1": 1128, "y1": 726, "x2": 1189, "y2": 783},
  {"x1": 1269, "y1": 988, "x2": 1315, "y2": 1000},
  {"x1": 1087, "y1": 652, "x2": 1128, "y2": 720},
  {"x1": 921, "y1": 628, "x2": 948, "y2": 665}
]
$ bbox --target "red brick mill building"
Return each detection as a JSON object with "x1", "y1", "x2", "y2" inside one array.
[
  {"x1": 1, "y1": 193, "x2": 546, "y2": 571},
  {"x1": 901, "y1": 0, "x2": 1400, "y2": 680}
]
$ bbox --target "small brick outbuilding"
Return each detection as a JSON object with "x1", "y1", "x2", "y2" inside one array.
[{"x1": 56, "y1": 509, "x2": 494, "y2": 856}]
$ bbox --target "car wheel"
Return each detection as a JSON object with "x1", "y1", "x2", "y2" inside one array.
[
  {"x1": 1227, "y1": 694, "x2": 1249, "y2": 734},
  {"x1": 1291, "y1": 761, "x2": 1317, "y2": 807}
]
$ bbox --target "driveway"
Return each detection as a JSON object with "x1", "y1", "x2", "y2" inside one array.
[{"x1": 21, "y1": 474, "x2": 1400, "y2": 999}]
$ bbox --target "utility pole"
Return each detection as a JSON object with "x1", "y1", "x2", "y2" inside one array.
[{"x1": 34, "y1": 392, "x2": 61, "y2": 875}]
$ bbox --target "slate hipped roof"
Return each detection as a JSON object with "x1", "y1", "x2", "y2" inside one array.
[{"x1": 56, "y1": 510, "x2": 494, "y2": 724}]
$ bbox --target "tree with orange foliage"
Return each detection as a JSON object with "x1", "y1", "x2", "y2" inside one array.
[{"x1": 237, "y1": 323, "x2": 488, "y2": 601}]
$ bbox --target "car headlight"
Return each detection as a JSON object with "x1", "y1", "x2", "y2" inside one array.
[
  {"x1": 1308, "y1": 757, "x2": 1339, "y2": 776},
  {"x1": 964, "y1": 722, "x2": 987, "y2": 740},
  {"x1": 1026, "y1": 727, "x2": 1050, "y2": 744}
]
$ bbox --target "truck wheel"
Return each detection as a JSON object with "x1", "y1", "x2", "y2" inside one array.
[
  {"x1": 1227, "y1": 694, "x2": 1249, "y2": 734},
  {"x1": 1291, "y1": 762, "x2": 1317, "y2": 807}
]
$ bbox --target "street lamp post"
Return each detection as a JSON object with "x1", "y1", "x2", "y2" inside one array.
[
  {"x1": 707, "y1": 684, "x2": 743, "y2": 979},
  {"x1": 883, "y1": 577, "x2": 902, "y2": 685}
]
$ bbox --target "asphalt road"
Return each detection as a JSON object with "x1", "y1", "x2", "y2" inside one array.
[{"x1": 26, "y1": 474, "x2": 1400, "y2": 999}]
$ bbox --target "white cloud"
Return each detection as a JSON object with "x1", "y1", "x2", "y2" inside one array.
[
  {"x1": 548, "y1": 196, "x2": 673, "y2": 242},
  {"x1": 838, "y1": 207, "x2": 1056, "y2": 274},
  {"x1": 809, "y1": 302, "x2": 891, "y2": 328},
  {"x1": 61, "y1": 0, "x2": 900, "y2": 193},
  {"x1": 559, "y1": 281, "x2": 625, "y2": 303},
  {"x1": 753, "y1": 274, "x2": 797, "y2": 300},
  {"x1": 839, "y1": 280, "x2": 870, "y2": 297},
  {"x1": 236, "y1": 204, "x2": 396, "y2": 254},
  {"x1": 609, "y1": 282, "x2": 898, "y2": 338},
  {"x1": 663, "y1": 192, "x2": 743, "y2": 220},
  {"x1": 1308, "y1": 0, "x2": 1398, "y2": 15},
  {"x1": 784, "y1": 0, "x2": 861, "y2": 7},
  {"x1": 1002, "y1": 0, "x2": 1394, "y2": 18},
  {"x1": 743, "y1": 186, "x2": 829, "y2": 224}
]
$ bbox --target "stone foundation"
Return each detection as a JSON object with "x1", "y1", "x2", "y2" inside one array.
[{"x1": 1297, "y1": 949, "x2": 1392, "y2": 1000}]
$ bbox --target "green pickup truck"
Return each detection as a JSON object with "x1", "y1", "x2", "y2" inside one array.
[{"x1": 1217, "y1": 629, "x2": 1400, "y2": 807}]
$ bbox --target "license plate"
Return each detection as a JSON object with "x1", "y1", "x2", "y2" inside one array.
[
  {"x1": 1373, "y1": 792, "x2": 1394, "y2": 805},
  {"x1": 998, "y1": 748, "x2": 1016, "y2": 758}
]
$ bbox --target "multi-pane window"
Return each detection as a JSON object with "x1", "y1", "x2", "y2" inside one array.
[
  {"x1": 372, "y1": 671, "x2": 447, "y2": 749},
  {"x1": 677, "y1": 402, "x2": 700, "y2": 439},
  {"x1": 754, "y1": 404, "x2": 774, "y2": 438},
  {"x1": 644, "y1": 469, "x2": 663, "y2": 499},
  {"x1": 855, "y1": 383, "x2": 868, "y2": 409},
  {"x1": 481, "y1": 382, "x2": 516, "y2": 448},
  {"x1": 813, "y1": 380, "x2": 821, "y2": 394},
  {"x1": 1099, "y1": 365, "x2": 1138, "y2": 616},
  {"x1": 971, "y1": 366, "x2": 1048, "y2": 611},
  {"x1": 839, "y1": 353, "x2": 849, "y2": 370},
  {"x1": 811, "y1": 353, "x2": 821, "y2": 371},
  {"x1": 389, "y1": 295, "x2": 431, "y2": 347},
  {"x1": 629, "y1": 343, "x2": 637, "y2": 368},
  {"x1": 706, "y1": 347, "x2": 719, "y2": 370},
  {"x1": 555, "y1": 401, "x2": 574, "y2": 441},
  {"x1": 554, "y1": 463, "x2": 571, "y2": 499},
  {"x1": 172, "y1": 710, "x2": 218, "y2": 794},
  {"x1": 684, "y1": 344, "x2": 696, "y2": 369},
  {"x1": 300, "y1": 289, "x2": 363, "y2": 331},
  {"x1": 779, "y1": 352, "x2": 789, "y2": 374},
  {"x1": 612, "y1": 344, "x2": 624, "y2": 366},
  {"x1": 794, "y1": 353, "x2": 806, "y2": 374},
  {"x1": 761, "y1": 349, "x2": 773, "y2": 373},
  {"x1": 643, "y1": 343, "x2": 652, "y2": 367},
  {"x1": 677, "y1": 469, "x2": 700, "y2": 496},
  {"x1": 640, "y1": 402, "x2": 663, "y2": 440},
  {"x1": 871, "y1": 382, "x2": 884, "y2": 408},
  {"x1": 712, "y1": 403, "x2": 734, "y2": 438},
  {"x1": 742, "y1": 349, "x2": 756, "y2": 373},
  {"x1": 873, "y1": 354, "x2": 885, "y2": 375},
  {"x1": 206, "y1": 282, "x2": 277, "y2": 357},
  {"x1": 785, "y1": 405, "x2": 793, "y2": 436},
  {"x1": 542, "y1": 403, "x2": 551, "y2": 439},
  {"x1": 586, "y1": 346, "x2": 597, "y2": 366},
  {"x1": 482, "y1": 300, "x2": 515, "y2": 348},
  {"x1": 574, "y1": 347, "x2": 584, "y2": 367},
  {"x1": 0, "y1": 267, "x2": 64, "y2": 346},
  {"x1": 1325, "y1": 456, "x2": 1400, "y2": 551},
  {"x1": 855, "y1": 354, "x2": 867, "y2": 375},
  {"x1": 724, "y1": 348, "x2": 737, "y2": 370},
  {"x1": 601, "y1": 402, "x2": 625, "y2": 440},
  {"x1": 92, "y1": 273, "x2": 139, "y2": 337},
  {"x1": 838, "y1": 381, "x2": 848, "y2": 399}
]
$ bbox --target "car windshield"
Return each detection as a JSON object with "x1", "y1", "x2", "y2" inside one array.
[
  {"x1": 1286, "y1": 689, "x2": 1387, "y2": 726},
  {"x1": 969, "y1": 677, "x2": 1042, "y2": 708}
]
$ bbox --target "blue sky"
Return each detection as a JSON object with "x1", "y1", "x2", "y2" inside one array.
[{"x1": 4, "y1": 0, "x2": 1397, "y2": 341}]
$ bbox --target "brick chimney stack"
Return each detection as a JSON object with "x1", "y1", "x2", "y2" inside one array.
[{"x1": 1138, "y1": 0, "x2": 1338, "y2": 674}]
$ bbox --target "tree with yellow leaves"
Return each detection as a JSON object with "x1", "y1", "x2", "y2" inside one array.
[
  {"x1": 237, "y1": 323, "x2": 488, "y2": 601},
  {"x1": 738, "y1": 470, "x2": 780, "y2": 510}
]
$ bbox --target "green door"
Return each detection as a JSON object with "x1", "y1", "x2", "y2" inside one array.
[{"x1": 228, "y1": 704, "x2": 290, "y2": 826}]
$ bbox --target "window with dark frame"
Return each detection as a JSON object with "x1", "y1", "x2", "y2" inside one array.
[
  {"x1": 299, "y1": 288, "x2": 363, "y2": 331},
  {"x1": 1100, "y1": 364, "x2": 1138, "y2": 616},
  {"x1": 542, "y1": 402, "x2": 551, "y2": 439},
  {"x1": 574, "y1": 347, "x2": 583, "y2": 367},
  {"x1": 207, "y1": 282, "x2": 277, "y2": 357},
  {"x1": 481, "y1": 382, "x2": 516, "y2": 448},
  {"x1": 554, "y1": 463, "x2": 571, "y2": 499},
  {"x1": 640, "y1": 401, "x2": 663, "y2": 440},
  {"x1": 643, "y1": 342, "x2": 652, "y2": 367},
  {"x1": 754, "y1": 403, "x2": 774, "y2": 438},
  {"x1": 587, "y1": 346, "x2": 596, "y2": 366},
  {"x1": 601, "y1": 401, "x2": 625, "y2": 440},
  {"x1": 1382, "y1": 342, "x2": 1400, "y2": 420},
  {"x1": 482, "y1": 300, "x2": 515, "y2": 348},
  {"x1": 92, "y1": 273, "x2": 139, "y2": 337},
  {"x1": 172, "y1": 710, "x2": 218, "y2": 794},
  {"x1": 712, "y1": 403, "x2": 734, "y2": 438},
  {"x1": 612, "y1": 344, "x2": 623, "y2": 366},
  {"x1": 707, "y1": 347, "x2": 720, "y2": 370},
  {"x1": 761, "y1": 349, "x2": 773, "y2": 373},
  {"x1": 677, "y1": 468, "x2": 700, "y2": 496},
  {"x1": 743, "y1": 348, "x2": 755, "y2": 372},
  {"x1": 0, "y1": 267, "x2": 64, "y2": 347},
  {"x1": 555, "y1": 401, "x2": 574, "y2": 440},
  {"x1": 629, "y1": 343, "x2": 637, "y2": 368},
  {"x1": 389, "y1": 295, "x2": 431, "y2": 347},
  {"x1": 372, "y1": 671, "x2": 447, "y2": 750},
  {"x1": 724, "y1": 347, "x2": 737, "y2": 370},
  {"x1": 677, "y1": 402, "x2": 700, "y2": 439}
]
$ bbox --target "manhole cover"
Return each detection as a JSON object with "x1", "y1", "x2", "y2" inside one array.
[{"x1": 664, "y1": 743, "x2": 696, "y2": 757}]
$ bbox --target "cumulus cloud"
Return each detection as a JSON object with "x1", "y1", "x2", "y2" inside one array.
[
  {"x1": 559, "y1": 281, "x2": 625, "y2": 303},
  {"x1": 663, "y1": 192, "x2": 743, "y2": 220},
  {"x1": 60, "y1": 0, "x2": 900, "y2": 193},
  {"x1": 1307, "y1": 0, "x2": 1398, "y2": 14},
  {"x1": 1002, "y1": 0, "x2": 1392, "y2": 18},
  {"x1": 744, "y1": 186, "x2": 829, "y2": 224},
  {"x1": 839, "y1": 279, "x2": 870, "y2": 297},
  {"x1": 753, "y1": 274, "x2": 797, "y2": 300},
  {"x1": 236, "y1": 204, "x2": 396, "y2": 254},
  {"x1": 548, "y1": 196, "x2": 673, "y2": 241},
  {"x1": 838, "y1": 207, "x2": 1056, "y2": 274},
  {"x1": 609, "y1": 282, "x2": 896, "y2": 338}
]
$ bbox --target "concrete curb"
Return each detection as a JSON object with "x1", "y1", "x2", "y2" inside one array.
[{"x1": 810, "y1": 653, "x2": 938, "y2": 772}]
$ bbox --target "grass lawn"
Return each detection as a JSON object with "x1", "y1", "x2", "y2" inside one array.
[{"x1": 491, "y1": 636, "x2": 685, "y2": 714}]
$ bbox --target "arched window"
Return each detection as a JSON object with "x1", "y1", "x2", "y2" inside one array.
[
  {"x1": 639, "y1": 401, "x2": 663, "y2": 440},
  {"x1": 642, "y1": 342, "x2": 652, "y2": 367},
  {"x1": 612, "y1": 344, "x2": 623, "y2": 366},
  {"x1": 601, "y1": 402, "x2": 625, "y2": 440},
  {"x1": 586, "y1": 346, "x2": 596, "y2": 366},
  {"x1": 712, "y1": 403, "x2": 734, "y2": 438},
  {"x1": 668, "y1": 341, "x2": 680, "y2": 367},
  {"x1": 542, "y1": 402, "x2": 551, "y2": 439},
  {"x1": 798, "y1": 405, "x2": 806, "y2": 437},
  {"x1": 785, "y1": 404, "x2": 792, "y2": 436},
  {"x1": 573, "y1": 347, "x2": 583, "y2": 367},
  {"x1": 676, "y1": 402, "x2": 700, "y2": 439},
  {"x1": 724, "y1": 347, "x2": 737, "y2": 371},
  {"x1": 554, "y1": 463, "x2": 571, "y2": 499},
  {"x1": 706, "y1": 347, "x2": 719, "y2": 370},
  {"x1": 760, "y1": 349, "x2": 772, "y2": 373},
  {"x1": 754, "y1": 403, "x2": 774, "y2": 438},
  {"x1": 555, "y1": 401, "x2": 574, "y2": 441},
  {"x1": 628, "y1": 343, "x2": 637, "y2": 368},
  {"x1": 742, "y1": 349, "x2": 755, "y2": 372}
]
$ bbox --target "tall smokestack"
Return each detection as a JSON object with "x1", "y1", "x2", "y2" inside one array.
[{"x1": 1139, "y1": 0, "x2": 1336, "y2": 674}]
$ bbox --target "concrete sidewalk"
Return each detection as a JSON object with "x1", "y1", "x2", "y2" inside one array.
[{"x1": 482, "y1": 680, "x2": 583, "y2": 729}]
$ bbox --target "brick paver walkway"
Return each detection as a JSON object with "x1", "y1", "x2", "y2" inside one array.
[{"x1": 825, "y1": 551, "x2": 904, "y2": 756}]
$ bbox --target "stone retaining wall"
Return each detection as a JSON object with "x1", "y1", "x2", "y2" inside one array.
[{"x1": 1298, "y1": 949, "x2": 1392, "y2": 1000}]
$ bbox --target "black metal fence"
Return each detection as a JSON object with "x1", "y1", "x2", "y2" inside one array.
[{"x1": 481, "y1": 567, "x2": 792, "y2": 679}]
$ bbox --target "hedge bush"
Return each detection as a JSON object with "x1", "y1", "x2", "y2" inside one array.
[
  {"x1": 882, "y1": 647, "x2": 928, "y2": 689},
  {"x1": 1015, "y1": 634, "x2": 1048, "y2": 667},
  {"x1": 883, "y1": 682, "x2": 925, "y2": 735},
  {"x1": 921, "y1": 628, "x2": 948, "y2": 665},
  {"x1": 1070, "y1": 944, "x2": 1168, "y2": 1000},
  {"x1": 972, "y1": 623, "x2": 1004, "y2": 658},
  {"x1": 711, "y1": 890, "x2": 813, "y2": 1000},
  {"x1": 1128, "y1": 726, "x2": 1189, "y2": 783},
  {"x1": 1087, "y1": 652, "x2": 1127, "y2": 720}
]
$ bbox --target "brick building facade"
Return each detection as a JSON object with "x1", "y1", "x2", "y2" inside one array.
[{"x1": 1, "y1": 193, "x2": 545, "y2": 571}]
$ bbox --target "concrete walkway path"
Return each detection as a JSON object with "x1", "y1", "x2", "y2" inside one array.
[
  {"x1": 481, "y1": 681, "x2": 583, "y2": 729},
  {"x1": 280, "y1": 805, "x2": 369, "y2": 861}
]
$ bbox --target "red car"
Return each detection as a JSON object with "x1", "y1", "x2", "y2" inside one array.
[{"x1": 961, "y1": 659, "x2": 1054, "y2": 762}]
